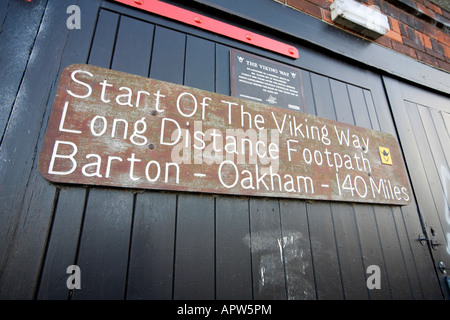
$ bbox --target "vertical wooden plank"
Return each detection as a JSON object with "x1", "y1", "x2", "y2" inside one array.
[
  {"x1": 216, "y1": 196, "x2": 252, "y2": 299},
  {"x1": 37, "y1": 6, "x2": 118, "y2": 300},
  {"x1": 310, "y1": 73, "x2": 336, "y2": 120},
  {"x1": 369, "y1": 83, "x2": 423, "y2": 299},
  {"x1": 149, "y1": 26, "x2": 186, "y2": 84},
  {"x1": 215, "y1": 44, "x2": 231, "y2": 95},
  {"x1": 214, "y1": 43, "x2": 251, "y2": 299},
  {"x1": 348, "y1": 85, "x2": 372, "y2": 129},
  {"x1": 34, "y1": 0, "x2": 103, "y2": 299},
  {"x1": 310, "y1": 77, "x2": 348, "y2": 299},
  {"x1": 371, "y1": 77, "x2": 431, "y2": 299},
  {"x1": 418, "y1": 105, "x2": 450, "y2": 181},
  {"x1": 429, "y1": 108, "x2": 450, "y2": 163},
  {"x1": 329, "y1": 80, "x2": 354, "y2": 126},
  {"x1": 38, "y1": 8, "x2": 119, "y2": 299},
  {"x1": 307, "y1": 202, "x2": 343, "y2": 299},
  {"x1": 325, "y1": 78, "x2": 364, "y2": 299},
  {"x1": 37, "y1": 188, "x2": 86, "y2": 299},
  {"x1": 126, "y1": 192, "x2": 177, "y2": 299},
  {"x1": 87, "y1": 10, "x2": 119, "y2": 69},
  {"x1": 354, "y1": 204, "x2": 391, "y2": 299},
  {"x1": 391, "y1": 205, "x2": 425, "y2": 299},
  {"x1": 71, "y1": 189, "x2": 134, "y2": 300},
  {"x1": 279, "y1": 199, "x2": 315, "y2": 300},
  {"x1": 330, "y1": 80, "x2": 354, "y2": 124},
  {"x1": 332, "y1": 203, "x2": 369, "y2": 299},
  {"x1": 369, "y1": 75, "x2": 399, "y2": 138},
  {"x1": 168, "y1": 34, "x2": 216, "y2": 300},
  {"x1": 0, "y1": 174, "x2": 57, "y2": 300},
  {"x1": 0, "y1": 0, "x2": 100, "y2": 299},
  {"x1": 125, "y1": 24, "x2": 185, "y2": 297},
  {"x1": 173, "y1": 194, "x2": 215, "y2": 299},
  {"x1": 0, "y1": 0, "x2": 11, "y2": 28},
  {"x1": 0, "y1": 0, "x2": 55, "y2": 282},
  {"x1": 395, "y1": 102, "x2": 443, "y2": 235},
  {"x1": 70, "y1": 14, "x2": 155, "y2": 300},
  {"x1": 117, "y1": 20, "x2": 180, "y2": 306},
  {"x1": 0, "y1": 0, "x2": 48, "y2": 138},
  {"x1": 372, "y1": 205, "x2": 413, "y2": 299},
  {"x1": 328, "y1": 84, "x2": 369, "y2": 298},
  {"x1": 363, "y1": 90, "x2": 381, "y2": 131},
  {"x1": 249, "y1": 198, "x2": 285, "y2": 299},
  {"x1": 214, "y1": 43, "x2": 252, "y2": 299},
  {"x1": 111, "y1": 15, "x2": 154, "y2": 76},
  {"x1": 354, "y1": 145, "x2": 393, "y2": 299},
  {"x1": 184, "y1": 35, "x2": 215, "y2": 91},
  {"x1": 398, "y1": 201, "x2": 442, "y2": 299},
  {"x1": 300, "y1": 71, "x2": 317, "y2": 116},
  {"x1": 429, "y1": 109, "x2": 450, "y2": 164}
]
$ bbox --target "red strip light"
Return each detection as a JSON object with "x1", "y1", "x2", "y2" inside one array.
[{"x1": 114, "y1": 0, "x2": 299, "y2": 59}]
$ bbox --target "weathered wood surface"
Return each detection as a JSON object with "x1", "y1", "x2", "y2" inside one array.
[
  {"x1": 0, "y1": 0, "x2": 443, "y2": 300},
  {"x1": 39, "y1": 63, "x2": 412, "y2": 205}
]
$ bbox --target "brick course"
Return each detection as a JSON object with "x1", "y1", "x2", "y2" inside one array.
[{"x1": 275, "y1": 0, "x2": 450, "y2": 72}]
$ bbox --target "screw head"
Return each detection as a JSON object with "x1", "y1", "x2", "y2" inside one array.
[
  {"x1": 148, "y1": 144, "x2": 155, "y2": 150},
  {"x1": 439, "y1": 261, "x2": 447, "y2": 274}
]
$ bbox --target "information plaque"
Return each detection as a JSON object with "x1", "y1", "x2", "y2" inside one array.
[
  {"x1": 231, "y1": 49, "x2": 304, "y2": 112},
  {"x1": 39, "y1": 64, "x2": 411, "y2": 205}
]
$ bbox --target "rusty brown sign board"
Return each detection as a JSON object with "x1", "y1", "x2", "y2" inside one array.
[{"x1": 39, "y1": 64, "x2": 412, "y2": 205}]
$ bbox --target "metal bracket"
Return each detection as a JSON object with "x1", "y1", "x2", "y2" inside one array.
[{"x1": 418, "y1": 233, "x2": 442, "y2": 249}]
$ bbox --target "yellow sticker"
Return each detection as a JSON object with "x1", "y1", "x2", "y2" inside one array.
[{"x1": 379, "y1": 147, "x2": 392, "y2": 165}]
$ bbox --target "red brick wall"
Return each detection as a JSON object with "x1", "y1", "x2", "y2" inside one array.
[{"x1": 275, "y1": 0, "x2": 450, "y2": 73}]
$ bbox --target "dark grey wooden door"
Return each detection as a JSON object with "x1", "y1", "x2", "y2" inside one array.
[
  {"x1": 0, "y1": 0, "x2": 444, "y2": 300},
  {"x1": 384, "y1": 76, "x2": 450, "y2": 298}
]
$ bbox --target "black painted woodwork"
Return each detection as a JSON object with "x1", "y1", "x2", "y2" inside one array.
[{"x1": 0, "y1": 0, "x2": 447, "y2": 300}]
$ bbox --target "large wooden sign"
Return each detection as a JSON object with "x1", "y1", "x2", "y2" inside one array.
[{"x1": 39, "y1": 64, "x2": 411, "y2": 205}]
